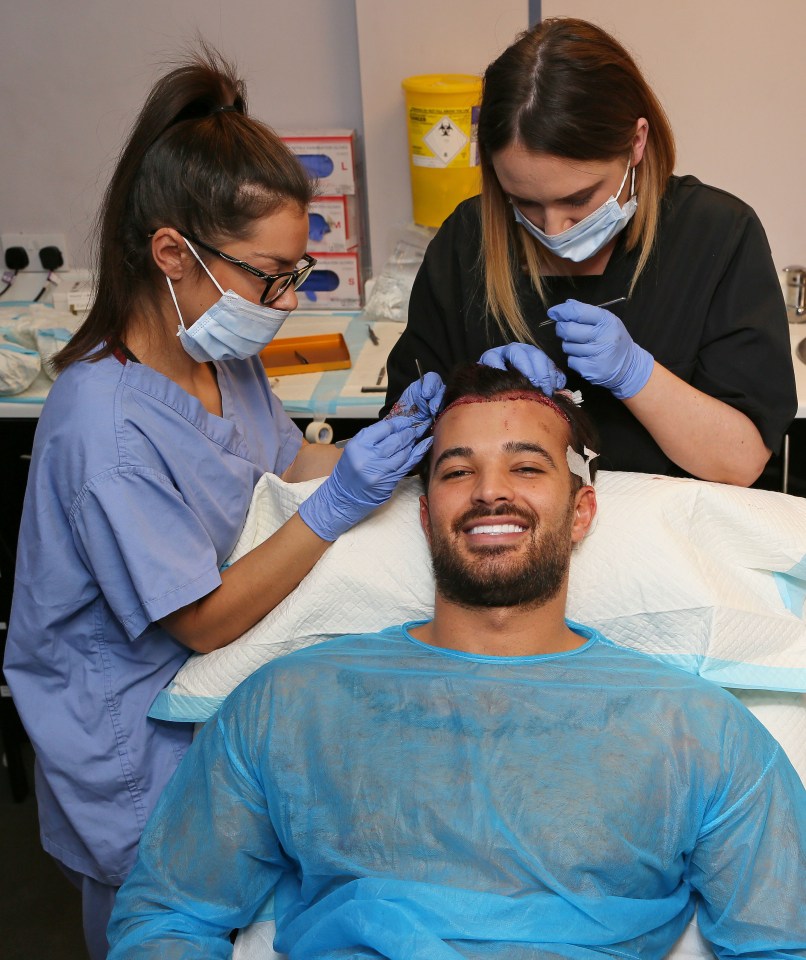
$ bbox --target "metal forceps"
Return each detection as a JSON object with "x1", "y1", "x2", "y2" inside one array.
[
  {"x1": 537, "y1": 296, "x2": 628, "y2": 329},
  {"x1": 410, "y1": 358, "x2": 431, "y2": 420},
  {"x1": 415, "y1": 357, "x2": 425, "y2": 387}
]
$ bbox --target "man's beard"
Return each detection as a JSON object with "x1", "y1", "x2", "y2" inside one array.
[{"x1": 428, "y1": 501, "x2": 575, "y2": 609}]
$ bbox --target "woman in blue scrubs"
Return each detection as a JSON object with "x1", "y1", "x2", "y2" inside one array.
[{"x1": 3, "y1": 49, "x2": 438, "y2": 959}]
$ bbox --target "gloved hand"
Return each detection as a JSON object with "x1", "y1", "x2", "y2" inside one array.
[
  {"x1": 478, "y1": 343, "x2": 567, "y2": 395},
  {"x1": 298, "y1": 416, "x2": 433, "y2": 541},
  {"x1": 384, "y1": 371, "x2": 445, "y2": 425},
  {"x1": 547, "y1": 299, "x2": 654, "y2": 400}
]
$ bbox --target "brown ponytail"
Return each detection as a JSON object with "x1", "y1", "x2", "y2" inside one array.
[{"x1": 54, "y1": 43, "x2": 311, "y2": 372}]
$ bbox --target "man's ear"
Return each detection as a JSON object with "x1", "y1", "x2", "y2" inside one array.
[
  {"x1": 571, "y1": 486, "x2": 597, "y2": 543},
  {"x1": 150, "y1": 227, "x2": 190, "y2": 281},
  {"x1": 419, "y1": 494, "x2": 433, "y2": 546}
]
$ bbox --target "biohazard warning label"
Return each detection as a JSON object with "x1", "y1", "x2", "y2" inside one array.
[
  {"x1": 422, "y1": 116, "x2": 468, "y2": 166},
  {"x1": 407, "y1": 105, "x2": 477, "y2": 169}
]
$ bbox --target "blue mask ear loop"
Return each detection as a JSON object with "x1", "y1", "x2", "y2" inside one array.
[{"x1": 165, "y1": 237, "x2": 226, "y2": 335}]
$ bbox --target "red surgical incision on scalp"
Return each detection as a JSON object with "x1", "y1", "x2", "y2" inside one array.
[{"x1": 434, "y1": 392, "x2": 571, "y2": 427}]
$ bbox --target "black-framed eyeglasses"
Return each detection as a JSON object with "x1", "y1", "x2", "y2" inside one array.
[{"x1": 179, "y1": 232, "x2": 317, "y2": 305}]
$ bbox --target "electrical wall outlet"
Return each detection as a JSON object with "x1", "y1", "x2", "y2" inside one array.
[{"x1": 1, "y1": 232, "x2": 69, "y2": 271}]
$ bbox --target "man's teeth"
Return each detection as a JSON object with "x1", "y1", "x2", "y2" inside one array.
[{"x1": 467, "y1": 523, "x2": 525, "y2": 535}]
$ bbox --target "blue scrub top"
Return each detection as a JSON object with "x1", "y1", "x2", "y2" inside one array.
[{"x1": 4, "y1": 350, "x2": 302, "y2": 884}]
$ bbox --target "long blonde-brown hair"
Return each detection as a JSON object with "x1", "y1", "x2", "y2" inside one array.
[{"x1": 478, "y1": 18, "x2": 675, "y2": 344}]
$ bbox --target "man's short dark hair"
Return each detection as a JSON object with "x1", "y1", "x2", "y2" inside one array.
[{"x1": 419, "y1": 363, "x2": 600, "y2": 490}]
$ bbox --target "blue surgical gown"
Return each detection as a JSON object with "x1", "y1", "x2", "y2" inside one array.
[
  {"x1": 4, "y1": 351, "x2": 301, "y2": 884},
  {"x1": 109, "y1": 623, "x2": 806, "y2": 959}
]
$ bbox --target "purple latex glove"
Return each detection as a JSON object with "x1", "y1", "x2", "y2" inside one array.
[
  {"x1": 384, "y1": 371, "x2": 446, "y2": 426},
  {"x1": 298, "y1": 416, "x2": 433, "y2": 542},
  {"x1": 547, "y1": 299, "x2": 654, "y2": 400},
  {"x1": 478, "y1": 343, "x2": 567, "y2": 395}
]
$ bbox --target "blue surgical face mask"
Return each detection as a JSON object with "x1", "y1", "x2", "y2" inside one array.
[
  {"x1": 512, "y1": 160, "x2": 637, "y2": 263},
  {"x1": 167, "y1": 239, "x2": 290, "y2": 363}
]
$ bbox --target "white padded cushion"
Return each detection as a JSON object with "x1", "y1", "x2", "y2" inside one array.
[
  {"x1": 185, "y1": 470, "x2": 806, "y2": 960},
  {"x1": 149, "y1": 471, "x2": 806, "y2": 724}
]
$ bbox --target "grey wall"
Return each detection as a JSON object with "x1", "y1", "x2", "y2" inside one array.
[
  {"x1": 543, "y1": 0, "x2": 806, "y2": 271},
  {"x1": 3, "y1": 1, "x2": 803, "y2": 278},
  {"x1": 355, "y1": 0, "x2": 527, "y2": 271},
  {"x1": 0, "y1": 0, "x2": 527, "y2": 276},
  {"x1": 0, "y1": 0, "x2": 363, "y2": 267}
]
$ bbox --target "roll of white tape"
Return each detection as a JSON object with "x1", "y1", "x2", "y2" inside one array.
[{"x1": 305, "y1": 420, "x2": 334, "y2": 444}]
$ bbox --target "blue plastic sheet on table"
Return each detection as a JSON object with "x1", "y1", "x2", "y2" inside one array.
[{"x1": 276, "y1": 313, "x2": 387, "y2": 418}]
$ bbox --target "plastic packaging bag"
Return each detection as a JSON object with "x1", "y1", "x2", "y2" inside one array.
[
  {"x1": 1, "y1": 305, "x2": 79, "y2": 380},
  {"x1": 0, "y1": 328, "x2": 41, "y2": 395},
  {"x1": 363, "y1": 224, "x2": 435, "y2": 323}
]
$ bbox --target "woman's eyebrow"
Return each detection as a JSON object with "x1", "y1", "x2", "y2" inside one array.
[
  {"x1": 249, "y1": 249, "x2": 299, "y2": 269},
  {"x1": 512, "y1": 182, "x2": 602, "y2": 207},
  {"x1": 555, "y1": 182, "x2": 602, "y2": 204}
]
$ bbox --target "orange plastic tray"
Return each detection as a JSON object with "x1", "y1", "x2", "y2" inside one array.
[{"x1": 260, "y1": 333, "x2": 351, "y2": 376}]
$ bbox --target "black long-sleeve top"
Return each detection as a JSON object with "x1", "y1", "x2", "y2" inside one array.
[{"x1": 383, "y1": 176, "x2": 797, "y2": 476}]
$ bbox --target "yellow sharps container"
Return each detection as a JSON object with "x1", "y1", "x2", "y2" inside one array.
[{"x1": 402, "y1": 74, "x2": 483, "y2": 228}]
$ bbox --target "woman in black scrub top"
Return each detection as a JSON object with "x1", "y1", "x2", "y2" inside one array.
[{"x1": 383, "y1": 18, "x2": 796, "y2": 484}]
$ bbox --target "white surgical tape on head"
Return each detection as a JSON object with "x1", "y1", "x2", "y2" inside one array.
[
  {"x1": 566, "y1": 445, "x2": 599, "y2": 486},
  {"x1": 557, "y1": 388, "x2": 584, "y2": 406}
]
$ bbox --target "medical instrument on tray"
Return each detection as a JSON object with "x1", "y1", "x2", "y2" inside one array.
[{"x1": 359, "y1": 365, "x2": 387, "y2": 392}]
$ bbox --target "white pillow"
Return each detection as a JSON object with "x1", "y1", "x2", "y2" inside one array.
[
  {"x1": 179, "y1": 470, "x2": 806, "y2": 960},
  {"x1": 569, "y1": 472, "x2": 806, "y2": 690},
  {"x1": 151, "y1": 474, "x2": 433, "y2": 722},
  {"x1": 149, "y1": 471, "x2": 806, "y2": 724}
]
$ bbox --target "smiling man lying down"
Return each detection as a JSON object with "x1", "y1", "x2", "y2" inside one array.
[{"x1": 108, "y1": 363, "x2": 806, "y2": 960}]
